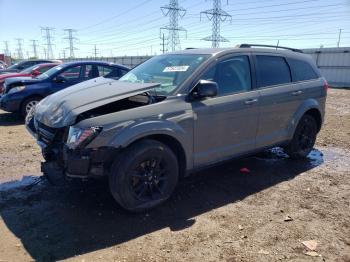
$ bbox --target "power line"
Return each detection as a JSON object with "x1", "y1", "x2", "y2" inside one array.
[
  {"x1": 200, "y1": 0, "x2": 232, "y2": 48},
  {"x1": 160, "y1": 0, "x2": 187, "y2": 52},
  {"x1": 30, "y1": 40, "x2": 39, "y2": 58},
  {"x1": 15, "y1": 38, "x2": 24, "y2": 59},
  {"x1": 41, "y1": 27, "x2": 55, "y2": 59},
  {"x1": 79, "y1": 0, "x2": 151, "y2": 31},
  {"x1": 63, "y1": 28, "x2": 79, "y2": 58}
]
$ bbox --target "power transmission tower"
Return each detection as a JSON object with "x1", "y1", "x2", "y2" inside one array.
[
  {"x1": 200, "y1": 0, "x2": 232, "y2": 48},
  {"x1": 160, "y1": 0, "x2": 187, "y2": 52},
  {"x1": 337, "y1": 29, "x2": 343, "y2": 47},
  {"x1": 63, "y1": 29, "x2": 78, "y2": 58},
  {"x1": 15, "y1": 38, "x2": 24, "y2": 59},
  {"x1": 30, "y1": 40, "x2": 39, "y2": 58},
  {"x1": 41, "y1": 27, "x2": 55, "y2": 59},
  {"x1": 93, "y1": 45, "x2": 99, "y2": 59},
  {"x1": 3, "y1": 41, "x2": 10, "y2": 56},
  {"x1": 43, "y1": 47, "x2": 47, "y2": 59}
]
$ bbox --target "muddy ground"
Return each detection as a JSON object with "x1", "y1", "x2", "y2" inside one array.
[{"x1": 0, "y1": 88, "x2": 349, "y2": 262}]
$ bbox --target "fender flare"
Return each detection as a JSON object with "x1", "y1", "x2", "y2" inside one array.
[{"x1": 287, "y1": 98, "x2": 323, "y2": 139}]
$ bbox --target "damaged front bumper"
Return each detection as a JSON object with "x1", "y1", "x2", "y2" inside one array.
[
  {"x1": 41, "y1": 146, "x2": 116, "y2": 184},
  {"x1": 27, "y1": 115, "x2": 116, "y2": 183}
]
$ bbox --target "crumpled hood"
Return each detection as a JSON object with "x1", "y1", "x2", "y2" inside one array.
[{"x1": 34, "y1": 77, "x2": 160, "y2": 128}]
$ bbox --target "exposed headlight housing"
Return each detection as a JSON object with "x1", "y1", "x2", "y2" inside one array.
[
  {"x1": 47, "y1": 105, "x2": 66, "y2": 127},
  {"x1": 66, "y1": 126, "x2": 103, "y2": 150},
  {"x1": 8, "y1": 85, "x2": 26, "y2": 94}
]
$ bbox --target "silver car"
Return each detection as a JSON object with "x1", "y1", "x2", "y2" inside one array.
[{"x1": 26, "y1": 44, "x2": 327, "y2": 212}]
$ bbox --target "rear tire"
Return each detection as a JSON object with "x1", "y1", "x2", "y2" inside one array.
[
  {"x1": 284, "y1": 114, "x2": 318, "y2": 159},
  {"x1": 109, "y1": 139, "x2": 179, "y2": 212},
  {"x1": 21, "y1": 96, "x2": 41, "y2": 117}
]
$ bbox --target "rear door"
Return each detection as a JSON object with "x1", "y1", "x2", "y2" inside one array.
[
  {"x1": 254, "y1": 54, "x2": 303, "y2": 148},
  {"x1": 192, "y1": 54, "x2": 260, "y2": 166}
]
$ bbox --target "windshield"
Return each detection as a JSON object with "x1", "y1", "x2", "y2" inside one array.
[
  {"x1": 7, "y1": 63, "x2": 19, "y2": 70},
  {"x1": 20, "y1": 65, "x2": 39, "y2": 74},
  {"x1": 35, "y1": 65, "x2": 63, "y2": 79},
  {"x1": 119, "y1": 54, "x2": 210, "y2": 95}
]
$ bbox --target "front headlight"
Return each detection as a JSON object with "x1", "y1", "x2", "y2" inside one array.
[
  {"x1": 8, "y1": 85, "x2": 26, "y2": 94},
  {"x1": 66, "y1": 126, "x2": 103, "y2": 150},
  {"x1": 48, "y1": 105, "x2": 66, "y2": 126}
]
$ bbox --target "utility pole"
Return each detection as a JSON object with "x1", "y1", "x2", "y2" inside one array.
[
  {"x1": 63, "y1": 29, "x2": 78, "y2": 58},
  {"x1": 160, "y1": 33, "x2": 167, "y2": 54},
  {"x1": 93, "y1": 45, "x2": 99, "y2": 59},
  {"x1": 160, "y1": 0, "x2": 187, "y2": 52},
  {"x1": 200, "y1": 0, "x2": 232, "y2": 48},
  {"x1": 337, "y1": 29, "x2": 343, "y2": 47},
  {"x1": 3, "y1": 41, "x2": 10, "y2": 56},
  {"x1": 15, "y1": 38, "x2": 24, "y2": 59},
  {"x1": 30, "y1": 39, "x2": 39, "y2": 58},
  {"x1": 41, "y1": 27, "x2": 55, "y2": 59}
]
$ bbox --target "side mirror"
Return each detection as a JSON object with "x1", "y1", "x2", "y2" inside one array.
[
  {"x1": 192, "y1": 80, "x2": 218, "y2": 99},
  {"x1": 54, "y1": 75, "x2": 66, "y2": 83},
  {"x1": 17, "y1": 65, "x2": 24, "y2": 70},
  {"x1": 31, "y1": 70, "x2": 41, "y2": 77}
]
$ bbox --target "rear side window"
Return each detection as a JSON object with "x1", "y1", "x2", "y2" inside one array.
[
  {"x1": 288, "y1": 58, "x2": 318, "y2": 82},
  {"x1": 255, "y1": 56, "x2": 291, "y2": 88}
]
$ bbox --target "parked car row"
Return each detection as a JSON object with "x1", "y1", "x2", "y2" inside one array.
[
  {"x1": 23, "y1": 44, "x2": 327, "y2": 212},
  {"x1": 0, "y1": 59, "x2": 61, "y2": 74},
  {"x1": 0, "y1": 60, "x2": 129, "y2": 116}
]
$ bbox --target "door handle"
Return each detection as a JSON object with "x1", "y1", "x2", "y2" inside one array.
[
  {"x1": 292, "y1": 90, "x2": 303, "y2": 96},
  {"x1": 244, "y1": 98, "x2": 258, "y2": 105}
]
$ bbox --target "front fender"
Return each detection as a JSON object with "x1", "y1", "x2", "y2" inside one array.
[
  {"x1": 110, "y1": 120, "x2": 188, "y2": 148},
  {"x1": 286, "y1": 98, "x2": 324, "y2": 139},
  {"x1": 87, "y1": 117, "x2": 194, "y2": 170}
]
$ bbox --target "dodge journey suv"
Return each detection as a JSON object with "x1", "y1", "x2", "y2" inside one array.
[{"x1": 26, "y1": 44, "x2": 327, "y2": 212}]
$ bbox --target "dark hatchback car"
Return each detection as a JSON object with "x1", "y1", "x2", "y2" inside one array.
[
  {"x1": 0, "y1": 59, "x2": 59, "y2": 74},
  {"x1": 0, "y1": 61, "x2": 129, "y2": 116}
]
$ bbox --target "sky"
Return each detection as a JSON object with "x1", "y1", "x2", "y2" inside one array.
[{"x1": 0, "y1": 0, "x2": 349, "y2": 59}]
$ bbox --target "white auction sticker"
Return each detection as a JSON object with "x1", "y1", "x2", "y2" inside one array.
[{"x1": 163, "y1": 65, "x2": 189, "y2": 72}]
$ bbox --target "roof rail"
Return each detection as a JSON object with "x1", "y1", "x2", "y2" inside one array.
[{"x1": 236, "y1": 43, "x2": 303, "y2": 53}]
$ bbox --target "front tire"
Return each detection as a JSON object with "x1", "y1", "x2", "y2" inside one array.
[
  {"x1": 109, "y1": 139, "x2": 179, "y2": 212},
  {"x1": 284, "y1": 114, "x2": 318, "y2": 159},
  {"x1": 21, "y1": 96, "x2": 41, "y2": 117}
]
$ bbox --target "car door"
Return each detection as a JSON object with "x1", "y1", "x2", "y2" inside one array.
[
  {"x1": 192, "y1": 55, "x2": 260, "y2": 167},
  {"x1": 50, "y1": 65, "x2": 83, "y2": 93},
  {"x1": 254, "y1": 54, "x2": 303, "y2": 148}
]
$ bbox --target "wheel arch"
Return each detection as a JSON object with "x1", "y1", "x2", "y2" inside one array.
[{"x1": 288, "y1": 99, "x2": 324, "y2": 139}]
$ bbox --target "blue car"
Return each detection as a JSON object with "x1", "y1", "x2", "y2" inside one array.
[{"x1": 0, "y1": 61, "x2": 129, "y2": 116}]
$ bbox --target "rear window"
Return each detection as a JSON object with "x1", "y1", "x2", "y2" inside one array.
[
  {"x1": 255, "y1": 56, "x2": 291, "y2": 88},
  {"x1": 288, "y1": 58, "x2": 318, "y2": 82}
]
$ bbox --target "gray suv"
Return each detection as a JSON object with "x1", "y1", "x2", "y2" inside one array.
[{"x1": 26, "y1": 44, "x2": 327, "y2": 212}]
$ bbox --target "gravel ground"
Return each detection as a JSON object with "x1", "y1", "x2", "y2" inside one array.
[{"x1": 0, "y1": 88, "x2": 349, "y2": 262}]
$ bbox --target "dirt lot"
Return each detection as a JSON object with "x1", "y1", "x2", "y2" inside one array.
[{"x1": 0, "y1": 88, "x2": 349, "y2": 262}]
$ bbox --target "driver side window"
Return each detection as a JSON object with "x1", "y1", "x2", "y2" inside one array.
[
  {"x1": 202, "y1": 56, "x2": 252, "y2": 96},
  {"x1": 58, "y1": 66, "x2": 82, "y2": 81}
]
